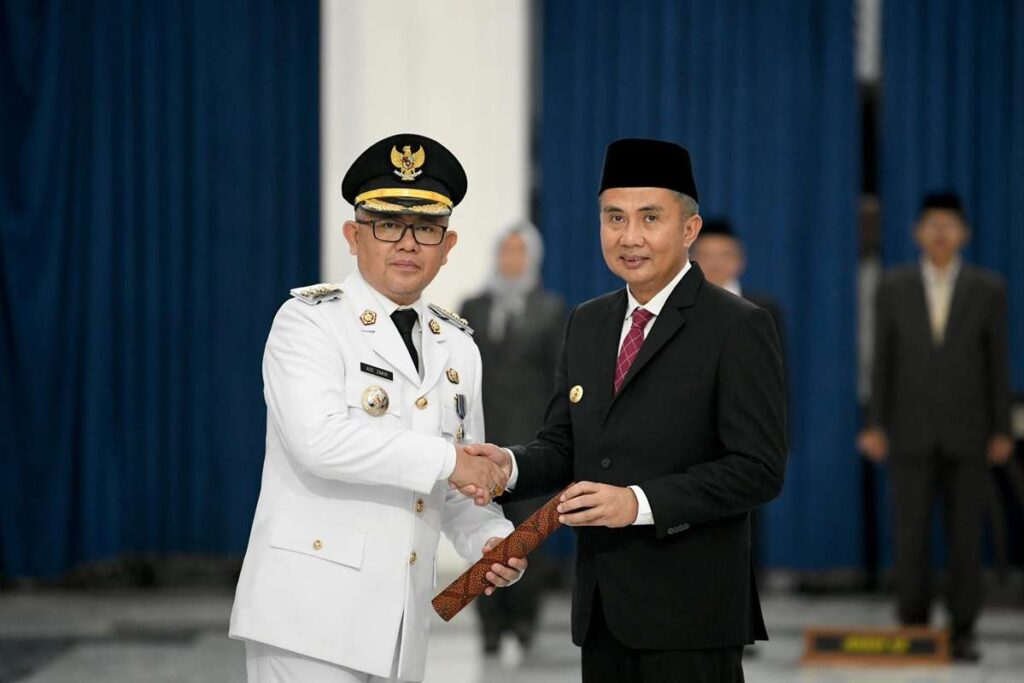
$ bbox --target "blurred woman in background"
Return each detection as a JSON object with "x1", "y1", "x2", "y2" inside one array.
[{"x1": 460, "y1": 221, "x2": 566, "y2": 663}]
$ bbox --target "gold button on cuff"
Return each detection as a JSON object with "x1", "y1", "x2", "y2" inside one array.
[
  {"x1": 415, "y1": 397, "x2": 428, "y2": 409},
  {"x1": 409, "y1": 551, "x2": 418, "y2": 565},
  {"x1": 415, "y1": 499, "x2": 425, "y2": 513},
  {"x1": 312, "y1": 539, "x2": 323, "y2": 551}
]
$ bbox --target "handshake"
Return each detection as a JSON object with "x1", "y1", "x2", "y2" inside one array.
[{"x1": 448, "y1": 444, "x2": 513, "y2": 505}]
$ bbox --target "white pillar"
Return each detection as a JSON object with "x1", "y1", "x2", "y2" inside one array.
[{"x1": 320, "y1": 0, "x2": 532, "y2": 310}]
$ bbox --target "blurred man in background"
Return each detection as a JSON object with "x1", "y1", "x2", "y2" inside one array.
[
  {"x1": 690, "y1": 218, "x2": 785, "y2": 354},
  {"x1": 859, "y1": 191, "x2": 1012, "y2": 662},
  {"x1": 460, "y1": 222, "x2": 566, "y2": 664},
  {"x1": 230, "y1": 134, "x2": 523, "y2": 683},
  {"x1": 691, "y1": 218, "x2": 786, "y2": 592}
]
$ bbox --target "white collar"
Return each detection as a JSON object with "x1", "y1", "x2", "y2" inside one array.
[
  {"x1": 723, "y1": 279, "x2": 742, "y2": 297},
  {"x1": 354, "y1": 269, "x2": 425, "y2": 321},
  {"x1": 624, "y1": 260, "x2": 692, "y2": 321},
  {"x1": 921, "y1": 256, "x2": 962, "y2": 285}
]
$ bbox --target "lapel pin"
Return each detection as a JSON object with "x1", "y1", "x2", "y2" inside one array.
[
  {"x1": 360, "y1": 310, "x2": 378, "y2": 326},
  {"x1": 429, "y1": 319, "x2": 441, "y2": 335},
  {"x1": 446, "y1": 368, "x2": 460, "y2": 384}
]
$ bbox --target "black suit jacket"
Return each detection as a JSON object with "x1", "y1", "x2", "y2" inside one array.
[
  {"x1": 460, "y1": 289, "x2": 565, "y2": 447},
  {"x1": 503, "y1": 264, "x2": 787, "y2": 650},
  {"x1": 868, "y1": 263, "x2": 1010, "y2": 459}
]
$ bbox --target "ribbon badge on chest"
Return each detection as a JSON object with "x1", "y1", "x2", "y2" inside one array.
[{"x1": 454, "y1": 393, "x2": 467, "y2": 442}]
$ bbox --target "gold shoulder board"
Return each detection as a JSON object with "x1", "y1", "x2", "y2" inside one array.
[
  {"x1": 428, "y1": 303, "x2": 474, "y2": 335},
  {"x1": 289, "y1": 283, "x2": 344, "y2": 306}
]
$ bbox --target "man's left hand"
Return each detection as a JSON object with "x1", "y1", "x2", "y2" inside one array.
[
  {"x1": 481, "y1": 537, "x2": 527, "y2": 596},
  {"x1": 988, "y1": 434, "x2": 1015, "y2": 465},
  {"x1": 556, "y1": 481, "x2": 638, "y2": 528}
]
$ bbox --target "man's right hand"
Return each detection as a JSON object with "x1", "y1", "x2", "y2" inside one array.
[
  {"x1": 857, "y1": 428, "x2": 889, "y2": 462},
  {"x1": 449, "y1": 446, "x2": 508, "y2": 506},
  {"x1": 464, "y1": 443, "x2": 512, "y2": 480}
]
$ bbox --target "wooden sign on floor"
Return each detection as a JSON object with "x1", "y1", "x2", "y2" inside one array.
[{"x1": 802, "y1": 626, "x2": 950, "y2": 666}]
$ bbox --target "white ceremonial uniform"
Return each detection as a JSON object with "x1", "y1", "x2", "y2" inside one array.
[{"x1": 230, "y1": 270, "x2": 513, "y2": 681}]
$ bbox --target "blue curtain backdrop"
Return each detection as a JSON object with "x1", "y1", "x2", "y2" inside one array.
[
  {"x1": 882, "y1": 0, "x2": 1024, "y2": 392},
  {"x1": 539, "y1": 0, "x2": 860, "y2": 568},
  {"x1": 0, "y1": 1, "x2": 320, "y2": 577}
]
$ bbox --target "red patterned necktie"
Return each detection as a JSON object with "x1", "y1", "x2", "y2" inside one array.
[{"x1": 614, "y1": 307, "x2": 654, "y2": 394}]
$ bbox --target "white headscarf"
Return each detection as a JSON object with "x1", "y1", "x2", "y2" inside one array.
[{"x1": 486, "y1": 221, "x2": 544, "y2": 340}]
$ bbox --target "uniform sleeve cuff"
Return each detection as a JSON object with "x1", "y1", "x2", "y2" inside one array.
[{"x1": 438, "y1": 443, "x2": 457, "y2": 481}]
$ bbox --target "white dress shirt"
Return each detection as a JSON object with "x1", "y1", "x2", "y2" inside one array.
[
  {"x1": 921, "y1": 256, "x2": 961, "y2": 345},
  {"x1": 507, "y1": 261, "x2": 693, "y2": 525}
]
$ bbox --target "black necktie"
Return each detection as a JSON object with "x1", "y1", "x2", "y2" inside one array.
[{"x1": 391, "y1": 309, "x2": 420, "y2": 372}]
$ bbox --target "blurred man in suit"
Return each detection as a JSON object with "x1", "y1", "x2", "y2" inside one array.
[
  {"x1": 691, "y1": 218, "x2": 785, "y2": 582},
  {"x1": 858, "y1": 191, "x2": 1012, "y2": 662},
  {"x1": 462, "y1": 138, "x2": 788, "y2": 682},
  {"x1": 690, "y1": 218, "x2": 784, "y2": 351},
  {"x1": 460, "y1": 221, "x2": 566, "y2": 662}
]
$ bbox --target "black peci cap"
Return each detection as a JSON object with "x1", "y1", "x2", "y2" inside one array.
[
  {"x1": 699, "y1": 218, "x2": 735, "y2": 238},
  {"x1": 598, "y1": 138, "x2": 699, "y2": 202},
  {"x1": 919, "y1": 191, "x2": 965, "y2": 218},
  {"x1": 342, "y1": 133, "x2": 467, "y2": 216}
]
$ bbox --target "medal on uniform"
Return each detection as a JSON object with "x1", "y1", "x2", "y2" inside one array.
[
  {"x1": 446, "y1": 368, "x2": 460, "y2": 384},
  {"x1": 361, "y1": 385, "x2": 390, "y2": 416},
  {"x1": 454, "y1": 393, "x2": 466, "y2": 442}
]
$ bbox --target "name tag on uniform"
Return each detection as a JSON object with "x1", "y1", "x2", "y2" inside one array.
[{"x1": 360, "y1": 363, "x2": 394, "y2": 381}]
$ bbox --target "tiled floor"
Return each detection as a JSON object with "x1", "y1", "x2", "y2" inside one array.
[{"x1": 2, "y1": 587, "x2": 1022, "y2": 682}]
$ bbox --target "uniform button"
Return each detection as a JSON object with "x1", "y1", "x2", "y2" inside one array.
[
  {"x1": 312, "y1": 539, "x2": 323, "y2": 551},
  {"x1": 415, "y1": 499, "x2": 425, "y2": 514},
  {"x1": 415, "y1": 397, "x2": 428, "y2": 409},
  {"x1": 409, "y1": 551, "x2": 418, "y2": 565},
  {"x1": 601, "y1": 457, "x2": 612, "y2": 469}
]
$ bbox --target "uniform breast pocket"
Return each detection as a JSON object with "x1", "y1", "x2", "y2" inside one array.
[
  {"x1": 269, "y1": 513, "x2": 367, "y2": 569},
  {"x1": 344, "y1": 380, "x2": 402, "y2": 422}
]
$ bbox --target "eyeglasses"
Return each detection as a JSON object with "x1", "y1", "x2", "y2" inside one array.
[{"x1": 355, "y1": 218, "x2": 449, "y2": 246}]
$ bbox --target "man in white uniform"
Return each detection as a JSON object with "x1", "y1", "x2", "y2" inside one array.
[{"x1": 230, "y1": 133, "x2": 525, "y2": 682}]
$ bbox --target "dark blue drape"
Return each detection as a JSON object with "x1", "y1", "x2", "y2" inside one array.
[
  {"x1": 1, "y1": 1, "x2": 320, "y2": 577},
  {"x1": 882, "y1": 0, "x2": 1024, "y2": 392},
  {"x1": 540, "y1": 0, "x2": 859, "y2": 568}
]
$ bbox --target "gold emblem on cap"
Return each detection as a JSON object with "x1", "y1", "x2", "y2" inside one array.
[
  {"x1": 569, "y1": 385, "x2": 584, "y2": 403},
  {"x1": 391, "y1": 145, "x2": 425, "y2": 182},
  {"x1": 360, "y1": 310, "x2": 377, "y2": 326},
  {"x1": 429, "y1": 319, "x2": 441, "y2": 335},
  {"x1": 446, "y1": 368, "x2": 460, "y2": 384},
  {"x1": 361, "y1": 385, "x2": 390, "y2": 416}
]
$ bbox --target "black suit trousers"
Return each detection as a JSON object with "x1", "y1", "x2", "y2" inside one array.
[
  {"x1": 582, "y1": 590, "x2": 744, "y2": 683},
  {"x1": 889, "y1": 454, "x2": 987, "y2": 637}
]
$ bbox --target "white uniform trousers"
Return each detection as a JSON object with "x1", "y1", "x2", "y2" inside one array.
[{"x1": 245, "y1": 636, "x2": 401, "y2": 683}]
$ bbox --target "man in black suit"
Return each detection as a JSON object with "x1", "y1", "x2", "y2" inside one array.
[
  {"x1": 463, "y1": 139, "x2": 787, "y2": 682},
  {"x1": 858, "y1": 191, "x2": 1012, "y2": 662}
]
